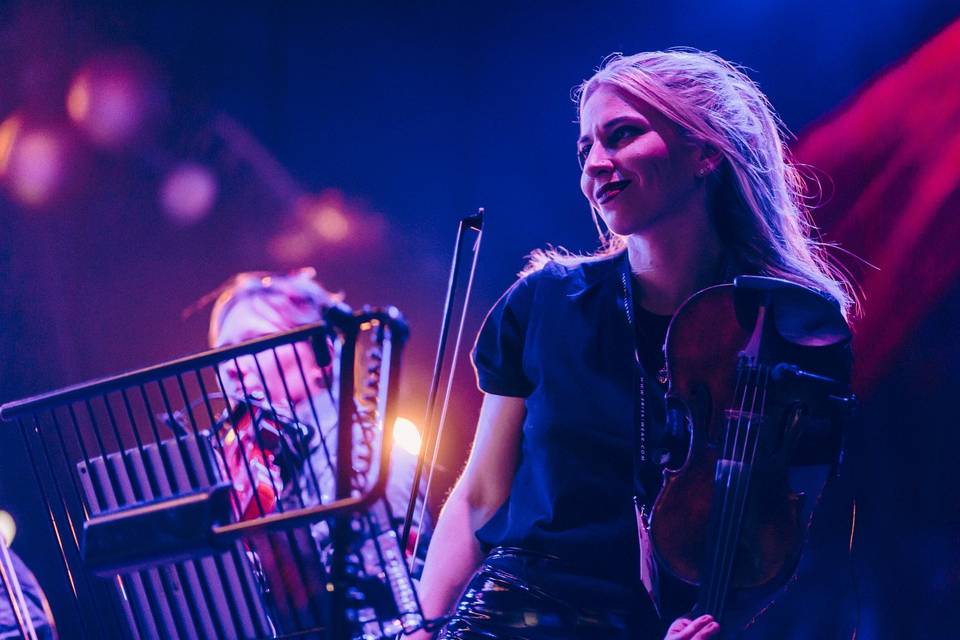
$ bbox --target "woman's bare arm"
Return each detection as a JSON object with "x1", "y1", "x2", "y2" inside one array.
[{"x1": 411, "y1": 393, "x2": 526, "y2": 634}]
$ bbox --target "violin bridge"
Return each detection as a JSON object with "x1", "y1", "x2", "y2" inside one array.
[
  {"x1": 724, "y1": 409, "x2": 765, "y2": 424},
  {"x1": 715, "y1": 458, "x2": 750, "y2": 478}
]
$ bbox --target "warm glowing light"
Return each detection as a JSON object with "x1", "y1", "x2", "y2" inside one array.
[
  {"x1": 160, "y1": 162, "x2": 218, "y2": 226},
  {"x1": 0, "y1": 117, "x2": 69, "y2": 207},
  {"x1": 14, "y1": 132, "x2": 63, "y2": 205},
  {"x1": 268, "y1": 189, "x2": 387, "y2": 262},
  {"x1": 309, "y1": 205, "x2": 350, "y2": 241},
  {"x1": 66, "y1": 51, "x2": 163, "y2": 148},
  {"x1": 298, "y1": 193, "x2": 351, "y2": 243},
  {"x1": 0, "y1": 115, "x2": 23, "y2": 176},
  {"x1": 66, "y1": 73, "x2": 92, "y2": 122},
  {"x1": 393, "y1": 417, "x2": 422, "y2": 455},
  {"x1": 0, "y1": 510, "x2": 15, "y2": 546}
]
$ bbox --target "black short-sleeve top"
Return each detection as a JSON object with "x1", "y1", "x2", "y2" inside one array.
[{"x1": 471, "y1": 250, "x2": 673, "y2": 589}]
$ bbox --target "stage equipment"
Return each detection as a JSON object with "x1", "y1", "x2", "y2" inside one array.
[{"x1": 0, "y1": 303, "x2": 423, "y2": 639}]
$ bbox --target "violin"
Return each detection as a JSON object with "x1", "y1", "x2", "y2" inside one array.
[{"x1": 650, "y1": 276, "x2": 854, "y2": 633}]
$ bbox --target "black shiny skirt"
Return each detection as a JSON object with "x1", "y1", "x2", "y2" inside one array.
[{"x1": 434, "y1": 547, "x2": 658, "y2": 640}]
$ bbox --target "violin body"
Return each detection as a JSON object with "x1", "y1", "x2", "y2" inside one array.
[{"x1": 649, "y1": 276, "x2": 852, "y2": 629}]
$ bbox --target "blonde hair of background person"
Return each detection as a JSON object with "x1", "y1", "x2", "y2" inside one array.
[{"x1": 207, "y1": 268, "x2": 342, "y2": 347}]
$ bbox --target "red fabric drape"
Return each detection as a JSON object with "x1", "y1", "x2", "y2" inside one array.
[{"x1": 794, "y1": 17, "x2": 960, "y2": 393}]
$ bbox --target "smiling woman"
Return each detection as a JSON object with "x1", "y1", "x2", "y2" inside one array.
[{"x1": 411, "y1": 49, "x2": 857, "y2": 640}]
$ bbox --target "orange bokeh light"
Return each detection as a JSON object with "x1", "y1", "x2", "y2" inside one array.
[
  {"x1": 307, "y1": 204, "x2": 351, "y2": 242},
  {"x1": 0, "y1": 114, "x2": 69, "y2": 207},
  {"x1": 66, "y1": 72, "x2": 92, "y2": 123},
  {"x1": 0, "y1": 114, "x2": 24, "y2": 176},
  {"x1": 66, "y1": 50, "x2": 163, "y2": 149}
]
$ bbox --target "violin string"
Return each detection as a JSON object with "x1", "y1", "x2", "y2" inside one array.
[
  {"x1": 705, "y1": 358, "x2": 749, "y2": 615},
  {"x1": 711, "y1": 361, "x2": 760, "y2": 616},
  {"x1": 706, "y1": 357, "x2": 751, "y2": 614},
  {"x1": 703, "y1": 359, "x2": 740, "y2": 614},
  {"x1": 730, "y1": 366, "x2": 770, "y2": 613},
  {"x1": 718, "y1": 364, "x2": 771, "y2": 617},
  {"x1": 722, "y1": 357, "x2": 745, "y2": 462},
  {"x1": 714, "y1": 360, "x2": 758, "y2": 614}
]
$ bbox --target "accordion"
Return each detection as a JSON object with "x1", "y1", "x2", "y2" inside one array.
[{"x1": 1, "y1": 304, "x2": 428, "y2": 639}]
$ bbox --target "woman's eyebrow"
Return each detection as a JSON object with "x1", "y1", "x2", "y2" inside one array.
[
  {"x1": 602, "y1": 115, "x2": 642, "y2": 132},
  {"x1": 578, "y1": 115, "x2": 641, "y2": 145}
]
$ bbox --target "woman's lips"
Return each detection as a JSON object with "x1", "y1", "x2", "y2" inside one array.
[{"x1": 596, "y1": 180, "x2": 631, "y2": 204}]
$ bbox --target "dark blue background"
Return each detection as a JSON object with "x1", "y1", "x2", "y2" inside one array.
[{"x1": 1, "y1": 1, "x2": 958, "y2": 637}]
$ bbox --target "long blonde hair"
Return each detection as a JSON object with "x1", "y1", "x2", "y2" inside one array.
[{"x1": 530, "y1": 49, "x2": 856, "y2": 317}]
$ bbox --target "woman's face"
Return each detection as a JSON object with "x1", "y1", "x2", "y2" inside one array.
[
  {"x1": 215, "y1": 296, "x2": 327, "y2": 409},
  {"x1": 578, "y1": 84, "x2": 703, "y2": 236}
]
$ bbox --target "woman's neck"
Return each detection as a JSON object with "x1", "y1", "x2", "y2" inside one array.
[{"x1": 626, "y1": 208, "x2": 723, "y2": 315}]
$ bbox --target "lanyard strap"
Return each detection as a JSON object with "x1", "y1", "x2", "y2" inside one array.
[{"x1": 618, "y1": 255, "x2": 648, "y2": 491}]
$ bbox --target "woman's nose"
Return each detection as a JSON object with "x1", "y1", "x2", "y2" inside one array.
[
  {"x1": 583, "y1": 145, "x2": 614, "y2": 178},
  {"x1": 223, "y1": 363, "x2": 245, "y2": 382},
  {"x1": 223, "y1": 361, "x2": 256, "y2": 389}
]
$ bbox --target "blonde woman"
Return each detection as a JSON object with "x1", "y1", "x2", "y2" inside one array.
[
  {"x1": 415, "y1": 50, "x2": 854, "y2": 640},
  {"x1": 206, "y1": 269, "x2": 428, "y2": 546}
]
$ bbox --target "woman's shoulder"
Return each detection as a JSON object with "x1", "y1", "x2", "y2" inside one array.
[
  {"x1": 515, "y1": 248, "x2": 625, "y2": 301},
  {"x1": 519, "y1": 248, "x2": 624, "y2": 283}
]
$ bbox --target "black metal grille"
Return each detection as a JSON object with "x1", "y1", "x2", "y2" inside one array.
[{"x1": 1, "y1": 306, "x2": 415, "y2": 640}]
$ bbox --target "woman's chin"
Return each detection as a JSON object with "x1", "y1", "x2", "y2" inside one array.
[{"x1": 601, "y1": 212, "x2": 639, "y2": 237}]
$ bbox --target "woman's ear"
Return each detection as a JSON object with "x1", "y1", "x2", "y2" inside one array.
[
  {"x1": 697, "y1": 142, "x2": 723, "y2": 176},
  {"x1": 694, "y1": 142, "x2": 724, "y2": 176}
]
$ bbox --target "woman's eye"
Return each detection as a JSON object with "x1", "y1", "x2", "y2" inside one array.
[{"x1": 610, "y1": 126, "x2": 640, "y2": 144}]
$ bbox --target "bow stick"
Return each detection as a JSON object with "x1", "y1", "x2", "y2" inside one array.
[{"x1": 400, "y1": 209, "x2": 484, "y2": 569}]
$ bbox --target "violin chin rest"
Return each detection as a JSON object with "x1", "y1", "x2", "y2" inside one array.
[{"x1": 732, "y1": 276, "x2": 851, "y2": 347}]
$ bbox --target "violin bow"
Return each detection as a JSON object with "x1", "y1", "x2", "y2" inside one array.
[{"x1": 400, "y1": 209, "x2": 484, "y2": 569}]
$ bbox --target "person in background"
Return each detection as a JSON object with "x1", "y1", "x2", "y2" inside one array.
[
  {"x1": 199, "y1": 268, "x2": 430, "y2": 631},
  {"x1": 205, "y1": 267, "x2": 427, "y2": 532}
]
